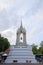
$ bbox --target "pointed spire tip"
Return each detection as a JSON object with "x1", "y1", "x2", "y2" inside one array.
[{"x1": 21, "y1": 20, "x2": 22, "y2": 26}]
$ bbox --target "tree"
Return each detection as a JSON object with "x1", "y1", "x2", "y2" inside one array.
[
  {"x1": 32, "y1": 44, "x2": 38, "y2": 54},
  {"x1": 32, "y1": 41, "x2": 43, "y2": 55},
  {"x1": 37, "y1": 47, "x2": 42, "y2": 54},
  {"x1": 40, "y1": 41, "x2": 43, "y2": 47},
  {"x1": 39, "y1": 41, "x2": 43, "y2": 54},
  {"x1": 0, "y1": 34, "x2": 10, "y2": 52}
]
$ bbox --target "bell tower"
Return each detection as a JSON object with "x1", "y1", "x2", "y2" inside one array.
[{"x1": 16, "y1": 21, "x2": 27, "y2": 46}]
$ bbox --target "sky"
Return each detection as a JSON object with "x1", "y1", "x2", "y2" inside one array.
[{"x1": 0, "y1": 0, "x2": 43, "y2": 46}]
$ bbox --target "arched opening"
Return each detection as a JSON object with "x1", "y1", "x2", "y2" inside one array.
[{"x1": 20, "y1": 33, "x2": 23, "y2": 43}]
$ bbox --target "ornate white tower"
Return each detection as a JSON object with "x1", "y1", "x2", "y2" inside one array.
[
  {"x1": 16, "y1": 21, "x2": 27, "y2": 46},
  {"x1": 5, "y1": 21, "x2": 37, "y2": 63}
]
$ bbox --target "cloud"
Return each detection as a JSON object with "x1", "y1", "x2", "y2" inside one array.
[
  {"x1": 0, "y1": 0, "x2": 10, "y2": 11},
  {"x1": 0, "y1": 0, "x2": 43, "y2": 46},
  {"x1": 1, "y1": 26, "x2": 17, "y2": 45},
  {"x1": 35, "y1": 10, "x2": 43, "y2": 19}
]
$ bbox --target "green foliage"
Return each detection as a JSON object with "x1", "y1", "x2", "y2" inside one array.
[
  {"x1": 40, "y1": 41, "x2": 43, "y2": 47},
  {"x1": 0, "y1": 34, "x2": 10, "y2": 52},
  {"x1": 32, "y1": 41, "x2": 43, "y2": 55},
  {"x1": 37, "y1": 47, "x2": 41, "y2": 54},
  {"x1": 40, "y1": 41, "x2": 43, "y2": 54},
  {"x1": 32, "y1": 44, "x2": 38, "y2": 54}
]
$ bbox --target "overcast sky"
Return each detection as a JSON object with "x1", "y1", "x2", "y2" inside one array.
[{"x1": 0, "y1": 0, "x2": 43, "y2": 46}]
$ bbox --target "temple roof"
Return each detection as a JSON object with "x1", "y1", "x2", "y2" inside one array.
[{"x1": 17, "y1": 21, "x2": 26, "y2": 34}]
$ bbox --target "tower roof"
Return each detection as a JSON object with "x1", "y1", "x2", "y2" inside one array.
[
  {"x1": 20, "y1": 20, "x2": 22, "y2": 27},
  {"x1": 20, "y1": 20, "x2": 23, "y2": 29},
  {"x1": 17, "y1": 21, "x2": 26, "y2": 34}
]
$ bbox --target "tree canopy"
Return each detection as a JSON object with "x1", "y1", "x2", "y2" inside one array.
[
  {"x1": 32, "y1": 44, "x2": 38, "y2": 54},
  {"x1": 0, "y1": 34, "x2": 10, "y2": 52},
  {"x1": 32, "y1": 41, "x2": 43, "y2": 55}
]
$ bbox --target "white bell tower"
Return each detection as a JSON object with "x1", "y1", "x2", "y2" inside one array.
[
  {"x1": 5, "y1": 21, "x2": 37, "y2": 63},
  {"x1": 16, "y1": 21, "x2": 27, "y2": 46}
]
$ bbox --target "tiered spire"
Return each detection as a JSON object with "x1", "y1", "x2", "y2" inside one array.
[{"x1": 20, "y1": 20, "x2": 23, "y2": 28}]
